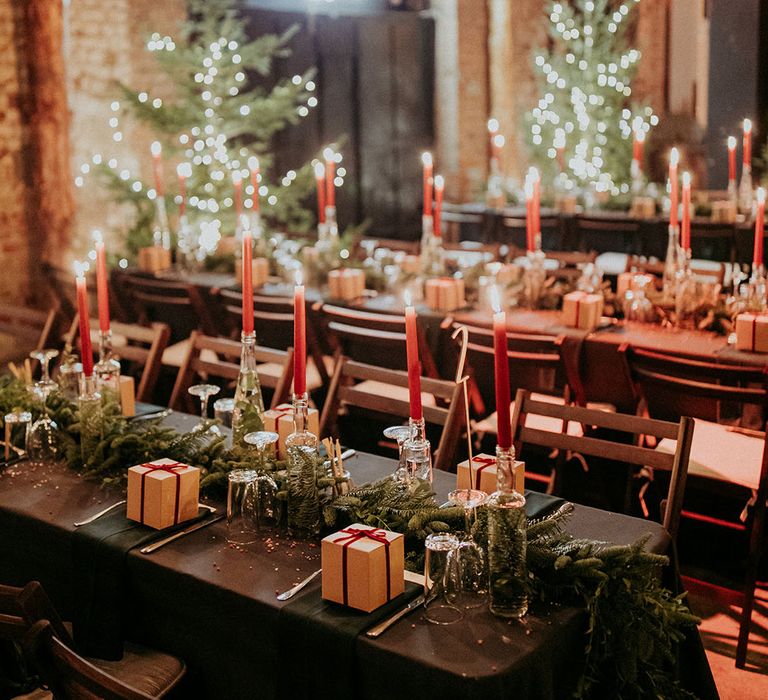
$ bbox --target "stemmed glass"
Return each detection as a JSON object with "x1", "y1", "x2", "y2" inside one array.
[
  {"x1": 188, "y1": 384, "x2": 220, "y2": 427},
  {"x1": 26, "y1": 383, "x2": 60, "y2": 461},
  {"x1": 448, "y1": 487, "x2": 489, "y2": 608},
  {"x1": 243, "y1": 431, "x2": 282, "y2": 531},
  {"x1": 30, "y1": 349, "x2": 59, "y2": 394},
  {"x1": 383, "y1": 425, "x2": 413, "y2": 485},
  {"x1": 244, "y1": 431, "x2": 279, "y2": 469},
  {"x1": 4, "y1": 410, "x2": 31, "y2": 460}
]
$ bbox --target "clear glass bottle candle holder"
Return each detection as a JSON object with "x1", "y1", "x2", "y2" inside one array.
[
  {"x1": 286, "y1": 393, "x2": 321, "y2": 539},
  {"x1": 403, "y1": 417, "x2": 432, "y2": 483},
  {"x1": 231, "y1": 331, "x2": 266, "y2": 447},
  {"x1": 94, "y1": 330, "x2": 121, "y2": 399},
  {"x1": 486, "y1": 445, "x2": 528, "y2": 619},
  {"x1": 78, "y1": 374, "x2": 103, "y2": 466}
]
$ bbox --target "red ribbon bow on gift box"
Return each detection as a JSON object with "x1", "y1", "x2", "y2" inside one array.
[
  {"x1": 471, "y1": 455, "x2": 497, "y2": 490},
  {"x1": 138, "y1": 462, "x2": 186, "y2": 526},
  {"x1": 335, "y1": 527, "x2": 392, "y2": 606}
]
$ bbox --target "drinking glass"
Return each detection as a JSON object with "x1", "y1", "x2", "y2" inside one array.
[
  {"x1": 213, "y1": 398, "x2": 235, "y2": 428},
  {"x1": 188, "y1": 384, "x2": 220, "y2": 425},
  {"x1": 226, "y1": 469, "x2": 259, "y2": 544},
  {"x1": 57, "y1": 362, "x2": 83, "y2": 401},
  {"x1": 383, "y1": 425, "x2": 413, "y2": 485},
  {"x1": 448, "y1": 488, "x2": 488, "y2": 608},
  {"x1": 244, "y1": 430, "x2": 284, "y2": 531},
  {"x1": 26, "y1": 384, "x2": 60, "y2": 461},
  {"x1": 423, "y1": 533, "x2": 463, "y2": 625},
  {"x1": 243, "y1": 431, "x2": 279, "y2": 469},
  {"x1": 30, "y1": 349, "x2": 59, "y2": 394},
  {"x1": 4, "y1": 410, "x2": 31, "y2": 460}
]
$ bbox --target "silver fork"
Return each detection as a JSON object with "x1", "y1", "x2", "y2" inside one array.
[{"x1": 276, "y1": 569, "x2": 322, "y2": 601}]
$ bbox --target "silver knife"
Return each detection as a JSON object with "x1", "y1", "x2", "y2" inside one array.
[
  {"x1": 74, "y1": 500, "x2": 126, "y2": 527},
  {"x1": 365, "y1": 594, "x2": 425, "y2": 638},
  {"x1": 140, "y1": 514, "x2": 224, "y2": 554},
  {"x1": 276, "y1": 568, "x2": 322, "y2": 601}
]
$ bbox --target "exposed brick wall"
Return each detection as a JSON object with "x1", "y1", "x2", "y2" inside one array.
[{"x1": 0, "y1": 0, "x2": 30, "y2": 303}]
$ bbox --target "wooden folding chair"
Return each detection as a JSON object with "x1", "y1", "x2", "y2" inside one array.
[
  {"x1": 620, "y1": 344, "x2": 768, "y2": 667},
  {"x1": 169, "y1": 331, "x2": 293, "y2": 412},
  {"x1": 63, "y1": 317, "x2": 171, "y2": 403},
  {"x1": 496, "y1": 208, "x2": 564, "y2": 250},
  {"x1": 511, "y1": 388, "x2": 694, "y2": 541},
  {"x1": 216, "y1": 288, "x2": 330, "y2": 392},
  {"x1": 573, "y1": 213, "x2": 643, "y2": 254},
  {"x1": 0, "y1": 304, "x2": 58, "y2": 363},
  {"x1": 319, "y1": 358, "x2": 465, "y2": 474}
]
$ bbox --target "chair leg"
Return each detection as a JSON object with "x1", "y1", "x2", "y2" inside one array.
[{"x1": 735, "y1": 495, "x2": 766, "y2": 668}]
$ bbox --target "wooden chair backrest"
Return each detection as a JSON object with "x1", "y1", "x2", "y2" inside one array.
[
  {"x1": 24, "y1": 620, "x2": 157, "y2": 700},
  {"x1": 511, "y1": 388, "x2": 694, "y2": 540},
  {"x1": 63, "y1": 316, "x2": 171, "y2": 402},
  {"x1": 169, "y1": 331, "x2": 293, "y2": 411},
  {"x1": 0, "y1": 304, "x2": 57, "y2": 351},
  {"x1": 319, "y1": 358, "x2": 465, "y2": 473},
  {"x1": 121, "y1": 274, "x2": 215, "y2": 343},
  {"x1": 0, "y1": 613, "x2": 28, "y2": 643},
  {"x1": 448, "y1": 321, "x2": 567, "y2": 416},
  {"x1": 320, "y1": 304, "x2": 438, "y2": 377},
  {"x1": 497, "y1": 210, "x2": 563, "y2": 249},
  {"x1": 0, "y1": 581, "x2": 74, "y2": 648},
  {"x1": 624, "y1": 256, "x2": 726, "y2": 286}
]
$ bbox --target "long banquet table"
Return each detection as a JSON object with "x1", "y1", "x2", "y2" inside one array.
[{"x1": 0, "y1": 414, "x2": 717, "y2": 699}]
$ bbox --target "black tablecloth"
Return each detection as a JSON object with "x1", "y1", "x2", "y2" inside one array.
[{"x1": 0, "y1": 444, "x2": 717, "y2": 699}]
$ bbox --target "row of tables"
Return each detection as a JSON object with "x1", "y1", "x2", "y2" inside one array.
[{"x1": 0, "y1": 410, "x2": 717, "y2": 699}]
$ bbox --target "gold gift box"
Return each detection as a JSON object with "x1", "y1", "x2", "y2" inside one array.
[
  {"x1": 456, "y1": 453, "x2": 525, "y2": 495},
  {"x1": 137, "y1": 246, "x2": 172, "y2": 273},
  {"x1": 562, "y1": 291, "x2": 603, "y2": 330},
  {"x1": 735, "y1": 313, "x2": 768, "y2": 353},
  {"x1": 263, "y1": 403, "x2": 320, "y2": 459},
  {"x1": 321, "y1": 524, "x2": 405, "y2": 612},
  {"x1": 328, "y1": 268, "x2": 365, "y2": 301},
  {"x1": 127, "y1": 458, "x2": 200, "y2": 530},
  {"x1": 424, "y1": 277, "x2": 465, "y2": 312},
  {"x1": 235, "y1": 257, "x2": 269, "y2": 288}
]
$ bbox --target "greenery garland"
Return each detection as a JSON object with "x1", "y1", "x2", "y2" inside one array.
[{"x1": 1, "y1": 376, "x2": 700, "y2": 698}]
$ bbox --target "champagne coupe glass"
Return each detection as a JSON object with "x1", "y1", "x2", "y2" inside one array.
[
  {"x1": 188, "y1": 384, "x2": 220, "y2": 427},
  {"x1": 26, "y1": 384, "x2": 60, "y2": 461},
  {"x1": 383, "y1": 425, "x2": 413, "y2": 485},
  {"x1": 448, "y1": 487, "x2": 489, "y2": 608},
  {"x1": 30, "y1": 349, "x2": 59, "y2": 393},
  {"x1": 243, "y1": 431, "x2": 282, "y2": 530},
  {"x1": 244, "y1": 431, "x2": 279, "y2": 470}
]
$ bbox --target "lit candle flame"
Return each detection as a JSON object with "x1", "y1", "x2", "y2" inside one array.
[
  {"x1": 635, "y1": 129, "x2": 646, "y2": 143},
  {"x1": 492, "y1": 134, "x2": 505, "y2": 149},
  {"x1": 421, "y1": 151, "x2": 433, "y2": 168},
  {"x1": 487, "y1": 118, "x2": 499, "y2": 133},
  {"x1": 294, "y1": 270, "x2": 303, "y2": 287},
  {"x1": 314, "y1": 161, "x2": 325, "y2": 179},
  {"x1": 404, "y1": 289, "x2": 412, "y2": 308},
  {"x1": 323, "y1": 146, "x2": 335, "y2": 161},
  {"x1": 744, "y1": 118, "x2": 753, "y2": 134},
  {"x1": 527, "y1": 165, "x2": 540, "y2": 182},
  {"x1": 232, "y1": 170, "x2": 242, "y2": 185},
  {"x1": 434, "y1": 174, "x2": 444, "y2": 190},
  {"x1": 682, "y1": 171, "x2": 691, "y2": 187},
  {"x1": 670, "y1": 147, "x2": 679, "y2": 167},
  {"x1": 758, "y1": 187, "x2": 766, "y2": 205},
  {"x1": 177, "y1": 162, "x2": 192, "y2": 179},
  {"x1": 247, "y1": 156, "x2": 259, "y2": 172},
  {"x1": 92, "y1": 229, "x2": 103, "y2": 244},
  {"x1": 73, "y1": 260, "x2": 89, "y2": 278},
  {"x1": 728, "y1": 136, "x2": 737, "y2": 150},
  {"x1": 490, "y1": 285, "x2": 502, "y2": 315},
  {"x1": 150, "y1": 141, "x2": 162, "y2": 158},
  {"x1": 524, "y1": 179, "x2": 534, "y2": 199}
]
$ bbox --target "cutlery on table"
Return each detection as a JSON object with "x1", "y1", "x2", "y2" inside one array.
[
  {"x1": 74, "y1": 500, "x2": 126, "y2": 527},
  {"x1": 140, "y1": 514, "x2": 224, "y2": 554},
  {"x1": 131, "y1": 408, "x2": 173, "y2": 422},
  {"x1": 276, "y1": 568, "x2": 322, "y2": 601},
  {"x1": 365, "y1": 595, "x2": 426, "y2": 638}
]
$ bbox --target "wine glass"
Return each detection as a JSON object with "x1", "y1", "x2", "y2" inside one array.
[
  {"x1": 30, "y1": 349, "x2": 59, "y2": 394},
  {"x1": 448, "y1": 487, "x2": 489, "y2": 609},
  {"x1": 188, "y1": 384, "x2": 220, "y2": 426},
  {"x1": 26, "y1": 384, "x2": 60, "y2": 461},
  {"x1": 383, "y1": 425, "x2": 413, "y2": 485},
  {"x1": 244, "y1": 431, "x2": 279, "y2": 469}
]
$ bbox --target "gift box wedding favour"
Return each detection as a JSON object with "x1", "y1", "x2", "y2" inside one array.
[
  {"x1": 456, "y1": 453, "x2": 525, "y2": 495},
  {"x1": 235, "y1": 257, "x2": 269, "y2": 288},
  {"x1": 562, "y1": 291, "x2": 604, "y2": 330},
  {"x1": 424, "y1": 277, "x2": 465, "y2": 312},
  {"x1": 127, "y1": 458, "x2": 200, "y2": 529},
  {"x1": 263, "y1": 403, "x2": 320, "y2": 459},
  {"x1": 711, "y1": 200, "x2": 737, "y2": 224},
  {"x1": 321, "y1": 524, "x2": 405, "y2": 612},
  {"x1": 328, "y1": 268, "x2": 366, "y2": 301},
  {"x1": 119, "y1": 376, "x2": 136, "y2": 417},
  {"x1": 137, "y1": 246, "x2": 172, "y2": 273},
  {"x1": 735, "y1": 313, "x2": 768, "y2": 353},
  {"x1": 629, "y1": 196, "x2": 656, "y2": 219}
]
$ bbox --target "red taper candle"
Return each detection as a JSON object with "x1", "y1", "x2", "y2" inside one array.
[
  {"x1": 669, "y1": 148, "x2": 679, "y2": 229},
  {"x1": 681, "y1": 171, "x2": 691, "y2": 251},
  {"x1": 75, "y1": 263, "x2": 94, "y2": 377},
  {"x1": 433, "y1": 175, "x2": 444, "y2": 238},
  {"x1": 314, "y1": 161, "x2": 326, "y2": 224},
  {"x1": 232, "y1": 171, "x2": 243, "y2": 218},
  {"x1": 93, "y1": 232, "x2": 110, "y2": 333},
  {"x1": 525, "y1": 179, "x2": 535, "y2": 252},
  {"x1": 324, "y1": 147, "x2": 336, "y2": 208},
  {"x1": 633, "y1": 129, "x2": 645, "y2": 170},
  {"x1": 422, "y1": 152, "x2": 433, "y2": 217},
  {"x1": 743, "y1": 119, "x2": 753, "y2": 167},
  {"x1": 491, "y1": 288, "x2": 511, "y2": 449},
  {"x1": 754, "y1": 188, "x2": 765, "y2": 269},
  {"x1": 727, "y1": 136, "x2": 737, "y2": 184},
  {"x1": 404, "y1": 292, "x2": 423, "y2": 421},
  {"x1": 242, "y1": 230, "x2": 253, "y2": 335},
  {"x1": 293, "y1": 279, "x2": 306, "y2": 396},
  {"x1": 176, "y1": 163, "x2": 191, "y2": 217}
]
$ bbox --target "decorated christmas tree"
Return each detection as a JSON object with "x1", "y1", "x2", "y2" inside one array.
[
  {"x1": 76, "y1": 0, "x2": 318, "y2": 256},
  {"x1": 527, "y1": 0, "x2": 658, "y2": 196}
]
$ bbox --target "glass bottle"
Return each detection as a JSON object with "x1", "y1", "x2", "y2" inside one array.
[
  {"x1": 403, "y1": 417, "x2": 432, "y2": 483},
  {"x1": 324, "y1": 205, "x2": 339, "y2": 247},
  {"x1": 231, "y1": 331, "x2": 265, "y2": 447},
  {"x1": 94, "y1": 331, "x2": 121, "y2": 402},
  {"x1": 286, "y1": 393, "x2": 321, "y2": 538},
  {"x1": 420, "y1": 215, "x2": 443, "y2": 278},
  {"x1": 486, "y1": 445, "x2": 528, "y2": 619},
  {"x1": 738, "y1": 166, "x2": 754, "y2": 217},
  {"x1": 78, "y1": 374, "x2": 103, "y2": 466},
  {"x1": 662, "y1": 224, "x2": 681, "y2": 302},
  {"x1": 523, "y1": 247, "x2": 546, "y2": 309},
  {"x1": 153, "y1": 195, "x2": 172, "y2": 250}
]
